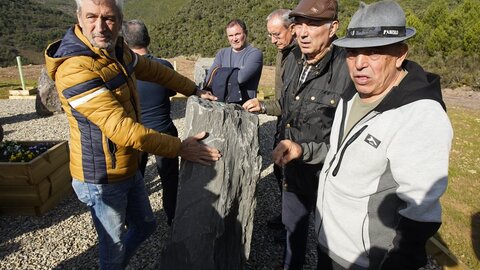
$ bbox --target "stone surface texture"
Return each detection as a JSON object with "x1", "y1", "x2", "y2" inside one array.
[{"x1": 160, "y1": 96, "x2": 262, "y2": 270}]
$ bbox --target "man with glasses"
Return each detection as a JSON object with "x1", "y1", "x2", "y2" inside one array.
[
  {"x1": 243, "y1": 8, "x2": 298, "y2": 238},
  {"x1": 266, "y1": 0, "x2": 351, "y2": 268},
  {"x1": 314, "y1": 1, "x2": 452, "y2": 269}
]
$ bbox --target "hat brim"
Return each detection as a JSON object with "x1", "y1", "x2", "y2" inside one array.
[{"x1": 333, "y1": 28, "x2": 416, "y2": 48}]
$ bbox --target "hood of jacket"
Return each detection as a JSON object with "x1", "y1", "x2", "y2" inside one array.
[
  {"x1": 45, "y1": 24, "x2": 119, "y2": 82},
  {"x1": 341, "y1": 60, "x2": 446, "y2": 112}
]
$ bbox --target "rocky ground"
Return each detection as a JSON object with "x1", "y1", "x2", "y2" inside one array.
[
  {"x1": 0, "y1": 98, "x2": 286, "y2": 269},
  {"x1": 0, "y1": 98, "x2": 446, "y2": 269}
]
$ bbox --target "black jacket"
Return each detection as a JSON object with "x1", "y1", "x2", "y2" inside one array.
[{"x1": 280, "y1": 45, "x2": 352, "y2": 196}]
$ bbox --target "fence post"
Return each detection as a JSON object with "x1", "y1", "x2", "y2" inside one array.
[{"x1": 16, "y1": 56, "x2": 26, "y2": 91}]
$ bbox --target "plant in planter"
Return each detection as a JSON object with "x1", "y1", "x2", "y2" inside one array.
[
  {"x1": 0, "y1": 140, "x2": 52, "y2": 162},
  {"x1": 0, "y1": 140, "x2": 72, "y2": 216}
]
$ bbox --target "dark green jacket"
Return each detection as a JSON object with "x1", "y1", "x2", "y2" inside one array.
[{"x1": 280, "y1": 45, "x2": 351, "y2": 196}]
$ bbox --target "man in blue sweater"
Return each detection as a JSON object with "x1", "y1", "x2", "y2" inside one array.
[
  {"x1": 122, "y1": 19, "x2": 178, "y2": 226},
  {"x1": 205, "y1": 19, "x2": 263, "y2": 104}
]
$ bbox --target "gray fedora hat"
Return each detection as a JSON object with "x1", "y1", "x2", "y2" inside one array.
[{"x1": 333, "y1": 0, "x2": 416, "y2": 48}]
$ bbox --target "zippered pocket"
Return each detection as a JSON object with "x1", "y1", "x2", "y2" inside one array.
[{"x1": 107, "y1": 138, "x2": 117, "y2": 169}]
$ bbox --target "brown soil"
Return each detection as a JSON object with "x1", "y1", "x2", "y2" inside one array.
[{"x1": 0, "y1": 60, "x2": 477, "y2": 110}]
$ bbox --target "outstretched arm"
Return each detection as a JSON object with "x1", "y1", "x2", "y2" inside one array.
[{"x1": 273, "y1": 140, "x2": 329, "y2": 166}]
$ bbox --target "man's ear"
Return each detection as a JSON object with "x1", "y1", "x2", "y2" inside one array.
[
  {"x1": 396, "y1": 43, "x2": 409, "y2": 68},
  {"x1": 76, "y1": 10, "x2": 82, "y2": 27},
  {"x1": 329, "y1": 20, "x2": 339, "y2": 38},
  {"x1": 288, "y1": 23, "x2": 295, "y2": 36}
]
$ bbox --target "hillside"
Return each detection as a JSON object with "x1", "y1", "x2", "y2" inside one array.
[
  {"x1": 123, "y1": 0, "x2": 189, "y2": 26},
  {"x1": 1, "y1": 0, "x2": 479, "y2": 89},
  {"x1": 0, "y1": 0, "x2": 75, "y2": 67},
  {"x1": 148, "y1": 0, "x2": 480, "y2": 88}
]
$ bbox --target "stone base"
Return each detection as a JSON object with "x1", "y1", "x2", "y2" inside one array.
[{"x1": 8, "y1": 95, "x2": 37, "y2": 100}]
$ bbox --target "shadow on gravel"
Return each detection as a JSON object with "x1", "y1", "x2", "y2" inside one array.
[
  {"x1": 53, "y1": 246, "x2": 98, "y2": 270},
  {"x1": 246, "y1": 119, "x2": 287, "y2": 269},
  {"x1": 0, "y1": 112, "x2": 48, "y2": 125},
  {"x1": 0, "y1": 194, "x2": 87, "y2": 262}
]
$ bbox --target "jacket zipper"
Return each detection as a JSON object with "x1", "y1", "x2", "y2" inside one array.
[
  {"x1": 332, "y1": 125, "x2": 368, "y2": 176},
  {"x1": 326, "y1": 97, "x2": 380, "y2": 177}
]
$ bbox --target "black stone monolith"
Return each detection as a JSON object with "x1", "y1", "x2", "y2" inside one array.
[{"x1": 160, "y1": 96, "x2": 262, "y2": 270}]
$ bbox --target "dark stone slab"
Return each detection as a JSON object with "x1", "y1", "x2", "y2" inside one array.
[{"x1": 160, "y1": 96, "x2": 262, "y2": 270}]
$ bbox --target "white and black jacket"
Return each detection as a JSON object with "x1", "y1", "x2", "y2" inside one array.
[{"x1": 315, "y1": 60, "x2": 453, "y2": 270}]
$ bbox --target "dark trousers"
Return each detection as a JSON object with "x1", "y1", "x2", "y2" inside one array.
[
  {"x1": 273, "y1": 163, "x2": 283, "y2": 193},
  {"x1": 282, "y1": 190, "x2": 316, "y2": 270},
  {"x1": 317, "y1": 246, "x2": 347, "y2": 270},
  {"x1": 139, "y1": 128, "x2": 179, "y2": 226}
]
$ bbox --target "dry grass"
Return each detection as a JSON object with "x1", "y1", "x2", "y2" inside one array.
[
  {"x1": 0, "y1": 65, "x2": 41, "y2": 98},
  {"x1": 439, "y1": 105, "x2": 480, "y2": 269}
]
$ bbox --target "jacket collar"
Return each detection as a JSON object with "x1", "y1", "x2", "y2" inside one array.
[{"x1": 341, "y1": 60, "x2": 445, "y2": 112}]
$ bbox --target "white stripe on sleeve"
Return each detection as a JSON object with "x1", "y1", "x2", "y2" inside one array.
[{"x1": 69, "y1": 87, "x2": 109, "y2": 108}]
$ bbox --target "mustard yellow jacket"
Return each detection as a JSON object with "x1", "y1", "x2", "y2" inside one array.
[{"x1": 45, "y1": 25, "x2": 196, "y2": 184}]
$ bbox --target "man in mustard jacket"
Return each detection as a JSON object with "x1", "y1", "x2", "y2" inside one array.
[{"x1": 45, "y1": 0, "x2": 220, "y2": 269}]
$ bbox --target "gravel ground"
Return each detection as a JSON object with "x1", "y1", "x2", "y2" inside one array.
[{"x1": 0, "y1": 99, "x2": 440, "y2": 269}]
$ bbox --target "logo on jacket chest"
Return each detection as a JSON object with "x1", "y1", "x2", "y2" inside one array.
[{"x1": 364, "y1": 134, "x2": 381, "y2": 149}]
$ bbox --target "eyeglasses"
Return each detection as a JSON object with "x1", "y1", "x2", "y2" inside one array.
[{"x1": 268, "y1": 32, "x2": 281, "y2": 39}]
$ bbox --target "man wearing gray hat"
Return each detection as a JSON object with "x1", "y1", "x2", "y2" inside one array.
[
  {"x1": 267, "y1": 0, "x2": 352, "y2": 269},
  {"x1": 314, "y1": 1, "x2": 453, "y2": 269}
]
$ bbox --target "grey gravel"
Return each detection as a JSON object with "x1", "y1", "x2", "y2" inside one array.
[{"x1": 0, "y1": 99, "x2": 440, "y2": 269}]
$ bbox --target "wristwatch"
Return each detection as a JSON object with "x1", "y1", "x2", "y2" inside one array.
[{"x1": 259, "y1": 101, "x2": 266, "y2": 114}]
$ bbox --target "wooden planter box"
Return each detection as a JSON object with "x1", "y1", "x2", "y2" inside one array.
[{"x1": 0, "y1": 140, "x2": 72, "y2": 216}]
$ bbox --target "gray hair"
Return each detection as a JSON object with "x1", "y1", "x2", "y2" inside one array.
[
  {"x1": 122, "y1": 20, "x2": 150, "y2": 49},
  {"x1": 266, "y1": 9, "x2": 293, "y2": 28},
  {"x1": 75, "y1": 0, "x2": 124, "y2": 17}
]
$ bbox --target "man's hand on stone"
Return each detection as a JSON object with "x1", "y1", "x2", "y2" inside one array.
[
  {"x1": 242, "y1": 98, "x2": 261, "y2": 113},
  {"x1": 196, "y1": 88, "x2": 218, "y2": 101},
  {"x1": 179, "y1": 132, "x2": 221, "y2": 165},
  {"x1": 272, "y1": 140, "x2": 303, "y2": 166}
]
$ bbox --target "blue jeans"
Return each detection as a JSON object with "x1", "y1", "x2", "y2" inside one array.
[{"x1": 72, "y1": 171, "x2": 156, "y2": 270}]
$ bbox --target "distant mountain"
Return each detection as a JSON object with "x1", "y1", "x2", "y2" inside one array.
[
  {"x1": 0, "y1": 0, "x2": 75, "y2": 67},
  {"x1": 2, "y1": 0, "x2": 479, "y2": 88},
  {"x1": 123, "y1": 0, "x2": 190, "y2": 26}
]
